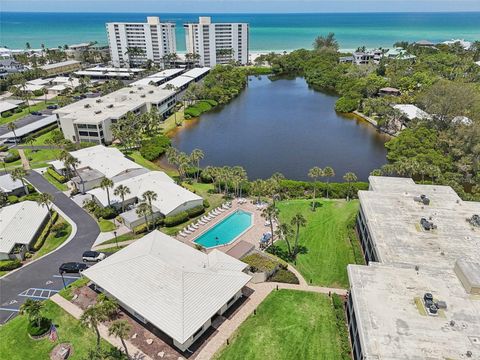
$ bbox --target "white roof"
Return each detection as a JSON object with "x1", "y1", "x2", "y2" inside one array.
[
  {"x1": 0, "y1": 174, "x2": 23, "y2": 192},
  {"x1": 88, "y1": 171, "x2": 202, "y2": 216},
  {"x1": 86, "y1": 66, "x2": 145, "y2": 73},
  {"x1": 393, "y1": 104, "x2": 431, "y2": 120},
  {"x1": 0, "y1": 201, "x2": 49, "y2": 254},
  {"x1": 0, "y1": 101, "x2": 19, "y2": 113},
  {"x1": 476, "y1": 61, "x2": 480, "y2": 67},
  {"x1": 148, "y1": 68, "x2": 184, "y2": 78},
  {"x1": 0, "y1": 115, "x2": 57, "y2": 139},
  {"x1": 27, "y1": 78, "x2": 50, "y2": 86},
  {"x1": 452, "y1": 116, "x2": 473, "y2": 125},
  {"x1": 130, "y1": 77, "x2": 165, "y2": 86},
  {"x1": 49, "y1": 145, "x2": 143, "y2": 179},
  {"x1": 83, "y1": 230, "x2": 251, "y2": 345},
  {"x1": 40, "y1": 60, "x2": 81, "y2": 71},
  {"x1": 182, "y1": 67, "x2": 210, "y2": 79},
  {"x1": 161, "y1": 76, "x2": 193, "y2": 90},
  {"x1": 21, "y1": 84, "x2": 45, "y2": 92}
]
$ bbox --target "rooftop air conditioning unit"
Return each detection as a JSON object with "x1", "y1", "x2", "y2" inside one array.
[
  {"x1": 140, "y1": 94, "x2": 146, "y2": 98},
  {"x1": 107, "y1": 104, "x2": 113, "y2": 108},
  {"x1": 96, "y1": 99, "x2": 102, "y2": 103},
  {"x1": 129, "y1": 90, "x2": 134, "y2": 94},
  {"x1": 94, "y1": 110, "x2": 102, "y2": 114},
  {"x1": 84, "y1": 104, "x2": 90, "y2": 108},
  {"x1": 148, "y1": 90, "x2": 154, "y2": 94}
]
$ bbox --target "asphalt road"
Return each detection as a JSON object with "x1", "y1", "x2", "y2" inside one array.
[
  {"x1": 0, "y1": 109, "x2": 54, "y2": 136},
  {"x1": 0, "y1": 171, "x2": 99, "y2": 324}
]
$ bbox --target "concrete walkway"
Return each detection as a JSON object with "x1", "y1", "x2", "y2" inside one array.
[
  {"x1": 93, "y1": 239, "x2": 137, "y2": 251},
  {"x1": 18, "y1": 149, "x2": 31, "y2": 170},
  {"x1": 51, "y1": 294, "x2": 152, "y2": 360}
]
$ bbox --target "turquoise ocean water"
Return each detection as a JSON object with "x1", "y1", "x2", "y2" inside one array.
[{"x1": 1, "y1": 12, "x2": 479, "y2": 51}]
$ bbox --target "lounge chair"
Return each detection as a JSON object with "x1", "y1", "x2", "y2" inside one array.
[
  {"x1": 222, "y1": 204, "x2": 229, "y2": 210},
  {"x1": 205, "y1": 215, "x2": 213, "y2": 221},
  {"x1": 184, "y1": 229, "x2": 192, "y2": 235},
  {"x1": 198, "y1": 220, "x2": 206, "y2": 225},
  {"x1": 191, "y1": 223, "x2": 199, "y2": 229}
]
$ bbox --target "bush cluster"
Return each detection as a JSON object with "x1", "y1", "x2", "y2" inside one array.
[
  {"x1": 186, "y1": 205, "x2": 205, "y2": 218},
  {"x1": 164, "y1": 211, "x2": 189, "y2": 227},
  {"x1": 27, "y1": 318, "x2": 52, "y2": 337},
  {"x1": 7, "y1": 195, "x2": 19, "y2": 204},
  {"x1": 277, "y1": 179, "x2": 368, "y2": 199},
  {"x1": 139, "y1": 135, "x2": 171, "y2": 161},
  {"x1": 1, "y1": 111, "x2": 12, "y2": 118},
  {"x1": 94, "y1": 206, "x2": 118, "y2": 220},
  {"x1": 184, "y1": 100, "x2": 218, "y2": 119},
  {"x1": 268, "y1": 269, "x2": 300, "y2": 284},
  {"x1": 0, "y1": 259, "x2": 22, "y2": 271},
  {"x1": 47, "y1": 167, "x2": 67, "y2": 183},
  {"x1": 332, "y1": 294, "x2": 351, "y2": 360},
  {"x1": 0, "y1": 144, "x2": 8, "y2": 152},
  {"x1": 335, "y1": 96, "x2": 360, "y2": 113},
  {"x1": 4, "y1": 150, "x2": 20, "y2": 163}
]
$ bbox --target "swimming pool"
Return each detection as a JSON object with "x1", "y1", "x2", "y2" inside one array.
[{"x1": 194, "y1": 210, "x2": 253, "y2": 248}]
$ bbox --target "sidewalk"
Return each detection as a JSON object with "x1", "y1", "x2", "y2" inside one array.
[
  {"x1": 51, "y1": 294, "x2": 153, "y2": 360},
  {"x1": 18, "y1": 149, "x2": 31, "y2": 170}
]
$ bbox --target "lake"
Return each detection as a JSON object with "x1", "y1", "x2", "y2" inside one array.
[{"x1": 170, "y1": 76, "x2": 389, "y2": 181}]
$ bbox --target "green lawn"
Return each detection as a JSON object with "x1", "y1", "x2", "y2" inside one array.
[
  {"x1": 275, "y1": 198, "x2": 363, "y2": 288},
  {"x1": 98, "y1": 219, "x2": 116, "y2": 232},
  {"x1": 214, "y1": 290, "x2": 347, "y2": 360},
  {"x1": 32, "y1": 129, "x2": 58, "y2": 145},
  {"x1": 59, "y1": 277, "x2": 90, "y2": 301},
  {"x1": 0, "y1": 300, "x2": 122, "y2": 360},
  {"x1": 4, "y1": 148, "x2": 60, "y2": 170},
  {"x1": 0, "y1": 102, "x2": 55, "y2": 126},
  {"x1": 43, "y1": 172, "x2": 68, "y2": 191},
  {"x1": 99, "y1": 232, "x2": 143, "y2": 246},
  {"x1": 32, "y1": 218, "x2": 72, "y2": 260}
]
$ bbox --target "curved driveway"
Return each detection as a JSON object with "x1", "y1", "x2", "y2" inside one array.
[{"x1": 0, "y1": 171, "x2": 99, "y2": 323}]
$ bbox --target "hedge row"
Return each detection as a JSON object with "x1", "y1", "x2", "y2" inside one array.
[
  {"x1": 0, "y1": 259, "x2": 22, "y2": 271},
  {"x1": 29, "y1": 123, "x2": 58, "y2": 139},
  {"x1": 32, "y1": 211, "x2": 59, "y2": 251},
  {"x1": 332, "y1": 294, "x2": 352, "y2": 360},
  {"x1": 4, "y1": 149, "x2": 20, "y2": 163},
  {"x1": 268, "y1": 269, "x2": 299, "y2": 284},
  {"x1": 139, "y1": 135, "x2": 171, "y2": 161},
  {"x1": 242, "y1": 253, "x2": 279, "y2": 272},
  {"x1": 0, "y1": 144, "x2": 8, "y2": 152},
  {"x1": 278, "y1": 180, "x2": 369, "y2": 199},
  {"x1": 164, "y1": 211, "x2": 189, "y2": 227},
  {"x1": 186, "y1": 205, "x2": 205, "y2": 218},
  {"x1": 47, "y1": 167, "x2": 67, "y2": 183},
  {"x1": 1, "y1": 111, "x2": 12, "y2": 118}
]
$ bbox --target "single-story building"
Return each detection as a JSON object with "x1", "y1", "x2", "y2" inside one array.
[
  {"x1": 393, "y1": 104, "x2": 431, "y2": 121},
  {"x1": 0, "y1": 201, "x2": 49, "y2": 260},
  {"x1": 87, "y1": 171, "x2": 203, "y2": 228},
  {"x1": 0, "y1": 174, "x2": 26, "y2": 196},
  {"x1": 379, "y1": 87, "x2": 401, "y2": 96},
  {"x1": 40, "y1": 60, "x2": 82, "y2": 76},
  {"x1": 82, "y1": 230, "x2": 251, "y2": 352},
  {"x1": 0, "y1": 99, "x2": 24, "y2": 116},
  {"x1": 0, "y1": 114, "x2": 58, "y2": 143}
]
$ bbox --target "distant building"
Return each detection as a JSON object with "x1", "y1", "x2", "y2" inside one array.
[
  {"x1": 0, "y1": 59, "x2": 26, "y2": 78},
  {"x1": 0, "y1": 174, "x2": 25, "y2": 196},
  {"x1": 184, "y1": 16, "x2": 249, "y2": 67},
  {"x1": 0, "y1": 99, "x2": 25, "y2": 117},
  {"x1": 442, "y1": 39, "x2": 472, "y2": 50},
  {"x1": 393, "y1": 104, "x2": 431, "y2": 121},
  {"x1": 106, "y1": 16, "x2": 176, "y2": 68},
  {"x1": 384, "y1": 47, "x2": 416, "y2": 61},
  {"x1": 378, "y1": 87, "x2": 401, "y2": 96},
  {"x1": 83, "y1": 230, "x2": 251, "y2": 351},
  {"x1": 352, "y1": 49, "x2": 383, "y2": 65},
  {"x1": 414, "y1": 39, "x2": 436, "y2": 48},
  {"x1": 75, "y1": 66, "x2": 145, "y2": 79},
  {"x1": 40, "y1": 60, "x2": 82, "y2": 76}
]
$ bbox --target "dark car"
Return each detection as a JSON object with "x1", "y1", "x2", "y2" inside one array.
[
  {"x1": 59, "y1": 262, "x2": 88, "y2": 274},
  {"x1": 31, "y1": 111, "x2": 42, "y2": 115},
  {"x1": 47, "y1": 104, "x2": 58, "y2": 109}
]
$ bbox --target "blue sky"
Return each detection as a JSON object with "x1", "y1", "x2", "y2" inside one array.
[{"x1": 3, "y1": 0, "x2": 480, "y2": 13}]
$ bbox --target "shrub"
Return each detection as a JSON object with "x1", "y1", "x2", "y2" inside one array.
[
  {"x1": 184, "y1": 106, "x2": 202, "y2": 118},
  {"x1": 51, "y1": 222, "x2": 67, "y2": 236},
  {"x1": 7, "y1": 195, "x2": 19, "y2": 204},
  {"x1": 277, "y1": 179, "x2": 368, "y2": 199},
  {"x1": 29, "y1": 124, "x2": 58, "y2": 139},
  {"x1": 164, "y1": 211, "x2": 189, "y2": 227},
  {"x1": 4, "y1": 150, "x2": 20, "y2": 163},
  {"x1": 205, "y1": 99, "x2": 218, "y2": 107},
  {"x1": 242, "y1": 253, "x2": 279, "y2": 272},
  {"x1": 0, "y1": 144, "x2": 8, "y2": 152},
  {"x1": 331, "y1": 294, "x2": 351, "y2": 360},
  {"x1": 13, "y1": 107, "x2": 22, "y2": 113},
  {"x1": 203, "y1": 199, "x2": 210, "y2": 208},
  {"x1": 33, "y1": 211, "x2": 59, "y2": 251},
  {"x1": 21, "y1": 193, "x2": 41, "y2": 202},
  {"x1": 47, "y1": 167, "x2": 67, "y2": 183},
  {"x1": 1, "y1": 111, "x2": 12, "y2": 118},
  {"x1": 269, "y1": 269, "x2": 299, "y2": 284},
  {"x1": 32, "y1": 89, "x2": 44, "y2": 97},
  {"x1": 0, "y1": 259, "x2": 22, "y2": 271},
  {"x1": 94, "y1": 206, "x2": 118, "y2": 220},
  {"x1": 335, "y1": 96, "x2": 360, "y2": 113},
  {"x1": 27, "y1": 317, "x2": 52, "y2": 337},
  {"x1": 186, "y1": 205, "x2": 205, "y2": 218},
  {"x1": 27, "y1": 184, "x2": 36, "y2": 193},
  {"x1": 139, "y1": 136, "x2": 171, "y2": 161}
]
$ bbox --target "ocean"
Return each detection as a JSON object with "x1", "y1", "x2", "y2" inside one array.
[{"x1": 1, "y1": 12, "x2": 479, "y2": 52}]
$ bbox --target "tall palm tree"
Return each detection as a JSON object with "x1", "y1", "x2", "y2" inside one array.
[
  {"x1": 136, "y1": 202, "x2": 150, "y2": 231},
  {"x1": 36, "y1": 193, "x2": 54, "y2": 222},
  {"x1": 11, "y1": 168, "x2": 29, "y2": 195},
  {"x1": 100, "y1": 178, "x2": 114, "y2": 206},
  {"x1": 261, "y1": 204, "x2": 280, "y2": 249},
  {"x1": 190, "y1": 149, "x2": 204, "y2": 181},
  {"x1": 142, "y1": 190, "x2": 158, "y2": 229},
  {"x1": 269, "y1": 172, "x2": 285, "y2": 205},
  {"x1": 7, "y1": 122, "x2": 18, "y2": 145},
  {"x1": 275, "y1": 223, "x2": 294, "y2": 258},
  {"x1": 313, "y1": 32, "x2": 339, "y2": 51},
  {"x1": 291, "y1": 213, "x2": 307, "y2": 258},
  {"x1": 250, "y1": 179, "x2": 265, "y2": 204},
  {"x1": 114, "y1": 185, "x2": 130, "y2": 213},
  {"x1": 20, "y1": 299, "x2": 44, "y2": 328},
  {"x1": 109, "y1": 320, "x2": 132, "y2": 359},
  {"x1": 343, "y1": 172, "x2": 358, "y2": 201},
  {"x1": 322, "y1": 166, "x2": 335, "y2": 199},
  {"x1": 308, "y1": 167, "x2": 323, "y2": 211},
  {"x1": 80, "y1": 305, "x2": 108, "y2": 350}
]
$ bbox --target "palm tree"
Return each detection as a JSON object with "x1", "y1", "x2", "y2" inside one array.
[
  {"x1": 114, "y1": 185, "x2": 130, "y2": 213},
  {"x1": 291, "y1": 213, "x2": 307, "y2": 258},
  {"x1": 42, "y1": 87, "x2": 48, "y2": 103},
  {"x1": 20, "y1": 299, "x2": 43, "y2": 328},
  {"x1": 275, "y1": 223, "x2": 294, "y2": 258},
  {"x1": 142, "y1": 190, "x2": 158, "y2": 229},
  {"x1": 100, "y1": 178, "x2": 114, "y2": 206},
  {"x1": 250, "y1": 179, "x2": 265, "y2": 204},
  {"x1": 136, "y1": 202, "x2": 150, "y2": 231},
  {"x1": 7, "y1": 122, "x2": 18, "y2": 145},
  {"x1": 343, "y1": 172, "x2": 358, "y2": 201},
  {"x1": 80, "y1": 305, "x2": 107, "y2": 350},
  {"x1": 36, "y1": 193, "x2": 54, "y2": 222},
  {"x1": 269, "y1": 172, "x2": 285, "y2": 205},
  {"x1": 190, "y1": 149, "x2": 204, "y2": 181},
  {"x1": 109, "y1": 320, "x2": 132, "y2": 359},
  {"x1": 261, "y1": 204, "x2": 280, "y2": 249},
  {"x1": 308, "y1": 167, "x2": 323, "y2": 211},
  {"x1": 322, "y1": 166, "x2": 335, "y2": 199},
  {"x1": 64, "y1": 155, "x2": 83, "y2": 191},
  {"x1": 313, "y1": 32, "x2": 339, "y2": 51},
  {"x1": 11, "y1": 168, "x2": 29, "y2": 195}
]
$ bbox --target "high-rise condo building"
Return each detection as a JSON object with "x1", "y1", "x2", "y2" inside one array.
[
  {"x1": 106, "y1": 17, "x2": 176, "y2": 68},
  {"x1": 184, "y1": 17, "x2": 249, "y2": 67}
]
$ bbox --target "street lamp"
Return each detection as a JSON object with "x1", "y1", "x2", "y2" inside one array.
[
  {"x1": 114, "y1": 230, "x2": 118, "y2": 249},
  {"x1": 59, "y1": 271, "x2": 66, "y2": 289}
]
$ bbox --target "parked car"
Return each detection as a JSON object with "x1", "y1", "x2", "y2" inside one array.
[
  {"x1": 47, "y1": 104, "x2": 58, "y2": 109},
  {"x1": 59, "y1": 262, "x2": 88, "y2": 274},
  {"x1": 82, "y1": 251, "x2": 106, "y2": 262},
  {"x1": 31, "y1": 111, "x2": 42, "y2": 115}
]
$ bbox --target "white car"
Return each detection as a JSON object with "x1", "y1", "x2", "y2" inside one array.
[{"x1": 82, "y1": 251, "x2": 106, "y2": 262}]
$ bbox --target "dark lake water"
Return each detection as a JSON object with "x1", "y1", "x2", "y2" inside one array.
[{"x1": 170, "y1": 76, "x2": 389, "y2": 181}]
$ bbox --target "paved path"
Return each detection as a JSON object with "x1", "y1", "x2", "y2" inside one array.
[
  {"x1": 51, "y1": 294, "x2": 152, "y2": 360},
  {"x1": 0, "y1": 171, "x2": 100, "y2": 324},
  {"x1": 93, "y1": 239, "x2": 136, "y2": 251},
  {"x1": 18, "y1": 149, "x2": 30, "y2": 170}
]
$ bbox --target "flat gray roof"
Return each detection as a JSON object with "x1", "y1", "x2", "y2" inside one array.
[{"x1": 0, "y1": 115, "x2": 57, "y2": 139}]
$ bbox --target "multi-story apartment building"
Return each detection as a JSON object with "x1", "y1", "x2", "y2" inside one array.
[
  {"x1": 106, "y1": 16, "x2": 176, "y2": 68},
  {"x1": 54, "y1": 85, "x2": 176, "y2": 144},
  {"x1": 184, "y1": 17, "x2": 249, "y2": 67}
]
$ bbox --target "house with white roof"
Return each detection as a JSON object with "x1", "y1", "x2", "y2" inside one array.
[
  {"x1": 0, "y1": 174, "x2": 26, "y2": 196},
  {"x1": 83, "y1": 230, "x2": 251, "y2": 351},
  {"x1": 0, "y1": 201, "x2": 49, "y2": 260},
  {"x1": 87, "y1": 171, "x2": 203, "y2": 227},
  {"x1": 393, "y1": 104, "x2": 431, "y2": 121}
]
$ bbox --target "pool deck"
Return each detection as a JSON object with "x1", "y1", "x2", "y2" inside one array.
[{"x1": 175, "y1": 199, "x2": 275, "y2": 257}]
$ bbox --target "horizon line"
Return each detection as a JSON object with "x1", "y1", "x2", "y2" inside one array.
[{"x1": 2, "y1": 10, "x2": 480, "y2": 14}]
